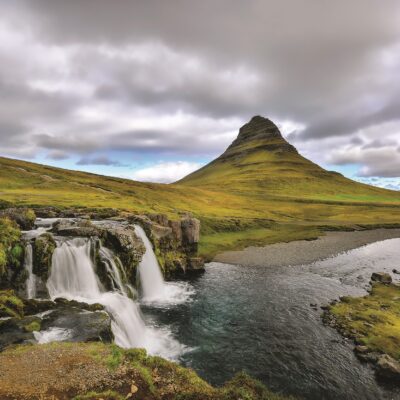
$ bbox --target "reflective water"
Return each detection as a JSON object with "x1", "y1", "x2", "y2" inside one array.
[{"x1": 143, "y1": 238, "x2": 400, "y2": 400}]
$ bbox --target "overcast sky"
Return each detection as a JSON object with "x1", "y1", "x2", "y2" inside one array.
[{"x1": 1, "y1": 1, "x2": 399, "y2": 188}]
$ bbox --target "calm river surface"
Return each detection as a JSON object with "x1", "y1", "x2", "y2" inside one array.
[{"x1": 142, "y1": 238, "x2": 400, "y2": 400}]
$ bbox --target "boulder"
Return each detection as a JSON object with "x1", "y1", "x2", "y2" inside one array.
[
  {"x1": 0, "y1": 208, "x2": 36, "y2": 230},
  {"x1": 371, "y1": 272, "x2": 392, "y2": 284},
  {"x1": 376, "y1": 354, "x2": 400, "y2": 381},
  {"x1": 188, "y1": 257, "x2": 205, "y2": 272}
]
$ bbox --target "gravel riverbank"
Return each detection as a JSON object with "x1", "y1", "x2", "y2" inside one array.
[{"x1": 214, "y1": 229, "x2": 400, "y2": 267}]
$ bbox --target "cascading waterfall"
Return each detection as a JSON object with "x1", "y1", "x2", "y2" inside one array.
[
  {"x1": 135, "y1": 225, "x2": 194, "y2": 305},
  {"x1": 135, "y1": 225, "x2": 166, "y2": 300},
  {"x1": 47, "y1": 237, "x2": 185, "y2": 358},
  {"x1": 99, "y1": 245, "x2": 129, "y2": 296},
  {"x1": 24, "y1": 243, "x2": 37, "y2": 299}
]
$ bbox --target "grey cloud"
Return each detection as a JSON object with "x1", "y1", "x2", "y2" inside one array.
[
  {"x1": 76, "y1": 156, "x2": 124, "y2": 166},
  {"x1": 0, "y1": 0, "x2": 400, "y2": 180},
  {"x1": 35, "y1": 134, "x2": 99, "y2": 153},
  {"x1": 46, "y1": 150, "x2": 70, "y2": 160}
]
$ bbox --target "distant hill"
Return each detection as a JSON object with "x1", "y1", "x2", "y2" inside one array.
[
  {"x1": 178, "y1": 116, "x2": 399, "y2": 203},
  {"x1": 1, "y1": 116, "x2": 400, "y2": 258}
]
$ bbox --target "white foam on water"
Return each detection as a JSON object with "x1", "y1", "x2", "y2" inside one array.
[
  {"x1": 135, "y1": 225, "x2": 194, "y2": 306},
  {"x1": 34, "y1": 327, "x2": 72, "y2": 344},
  {"x1": 46, "y1": 237, "x2": 187, "y2": 359}
]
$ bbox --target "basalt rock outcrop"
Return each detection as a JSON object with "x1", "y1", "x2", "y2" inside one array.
[
  {"x1": 128, "y1": 213, "x2": 203, "y2": 277},
  {"x1": 2, "y1": 206, "x2": 204, "y2": 296}
]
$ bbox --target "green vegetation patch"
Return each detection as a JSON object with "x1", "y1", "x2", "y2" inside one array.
[
  {"x1": 0, "y1": 217, "x2": 21, "y2": 277},
  {"x1": 328, "y1": 283, "x2": 400, "y2": 360},
  {"x1": 0, "y1": 289, "x2": 24, "y2": 318},
  {"x1": 23, "y1": 319, "x2": 41, "y2": 332}
]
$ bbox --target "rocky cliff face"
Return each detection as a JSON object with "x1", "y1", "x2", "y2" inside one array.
[
  {"x1": 1, "y1": 206, "x2": 204, "y2": 295},
  {"x1": 221, "y1": 115, "x2": 298, "y2": 160},
  {"x1": 128, "y1": 213, "x2": 203, "y2": 278}
]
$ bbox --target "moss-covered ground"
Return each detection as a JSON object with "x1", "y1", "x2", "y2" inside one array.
[
  {"x1": 327, "y1": 283, "x2": 400, "y2": 360},
  {"x1": 0, "y1": 342, "x2": 296, "y2": 400}
]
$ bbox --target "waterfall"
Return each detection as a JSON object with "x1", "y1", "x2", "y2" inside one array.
[
  {"x1": 24, "y1": 243, "x2": 37, "y2": 299},
  {"x1": 135, "y1": 225, "x2": 166, "y2": 300},
  {"x1": 135, "y1": 225, "x2": 194, "y2": 305},
  {"x1": 99, "y1": 245, "x2": 129, "y2": 296},
  {"x1": 47, "y1": 237, "x2": 185, "y2": 358}
]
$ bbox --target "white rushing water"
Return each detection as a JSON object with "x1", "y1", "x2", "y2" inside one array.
[
  {"x1": 135, "y1": 225, "x2": 194, "y2": 306},
  {"x1": 24, "y1": 243, "x2": 37, "y2": 299},
  {"x1": 99, "y1": 244, "x2": 128, "y2": 296},
  {"x1": 34, "y1": 327, "x2": 72, "y2": 344},
  {"x1": 46, "y1": 237, "x2": 186, "y2": 359}
]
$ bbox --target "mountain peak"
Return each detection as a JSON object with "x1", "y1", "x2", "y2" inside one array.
[{"x1": 221, "y1": 115, "x2": 297, "y2": 160}]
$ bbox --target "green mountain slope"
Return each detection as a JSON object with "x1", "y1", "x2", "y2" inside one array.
[
  {"x1": 1, "y1": 115, "x2": 400, "y2": 258},
  {"x1": 178, "y1": 116, "x2": 400, "y2": 203}
]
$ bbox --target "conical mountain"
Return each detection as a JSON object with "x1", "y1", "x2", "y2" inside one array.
[{"x1": 178, "y1": 116, "x2": 396, "y2": 202}]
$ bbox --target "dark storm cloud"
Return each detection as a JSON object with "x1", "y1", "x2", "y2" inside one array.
[{"x1": 0, "y1": 0, "x2": 399, "y2": 178}]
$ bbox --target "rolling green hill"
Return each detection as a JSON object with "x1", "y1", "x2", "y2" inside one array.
[{"x1": 1, "y1": 115, "x2": 400, "y2": 258}]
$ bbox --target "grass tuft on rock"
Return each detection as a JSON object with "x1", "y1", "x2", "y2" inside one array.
[{"x1": 327, "y1": 283, "x2": 400, "y2": 360}]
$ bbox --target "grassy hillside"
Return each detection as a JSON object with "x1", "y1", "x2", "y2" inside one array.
[
  {"x1": 1, "y1": 116, "x2": 400, "y2": 258},
  {"x1": 179, "y1": 116, "x2": 400, "y2": 203}
]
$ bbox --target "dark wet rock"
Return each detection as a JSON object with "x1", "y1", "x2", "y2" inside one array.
[
  {"x1": 22, "y1": 299, "x2": 56, "y2": 316},
  {"x1": 370, "y1": 272, "x2": 392, "y2": 284},
  {"x1": 188, "y1": 257, "x2": 205, "y2": 271},
  {"x1": 100, "y1": 223, "x2": 145, "y2": 284},
  {"x1": 393, "y1": 269, "x2": 400, "y2": 275},
  {"x1": 0, "y1": 297, "x2": 112, "y2": 350},
  {"x1": 0, "y1": 316, "x2": 37, "y2": 350},
  {"x1": 32, "y1": 233, "x2": 56, "y2": 283},
  {"x1": 40, "y1": 307, "x2": 113, "y2": 343},
  {"x1": 376, "y1": 354, "x2": 400, "y2": 381},
  {"x1": 53, "y1": 298, "x2": 104, "y2": 312},
  {"x1": 53, "y1": 219, "x2": 101, "y2": 237},
  {"x1": 0, "y1": 208, "x2": 36, "y2": 230}
]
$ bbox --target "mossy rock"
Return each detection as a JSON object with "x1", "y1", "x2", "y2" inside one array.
[
  {"x1": 0, "y1": 208, "x2": 36, "y2": 230},
  {"x1": 33, "y1": 233, "x2": 56, "y2": 280},
  {"x1": 0, "y1": 289, "x2": 24, "y2": 318},
  {"x1": 0, "y1": 217, "x2": 21, "y2": 281}
]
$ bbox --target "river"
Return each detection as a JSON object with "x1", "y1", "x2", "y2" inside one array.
[{"x1": 142, "y1": 238, "x2": 400, "y2": 400}]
